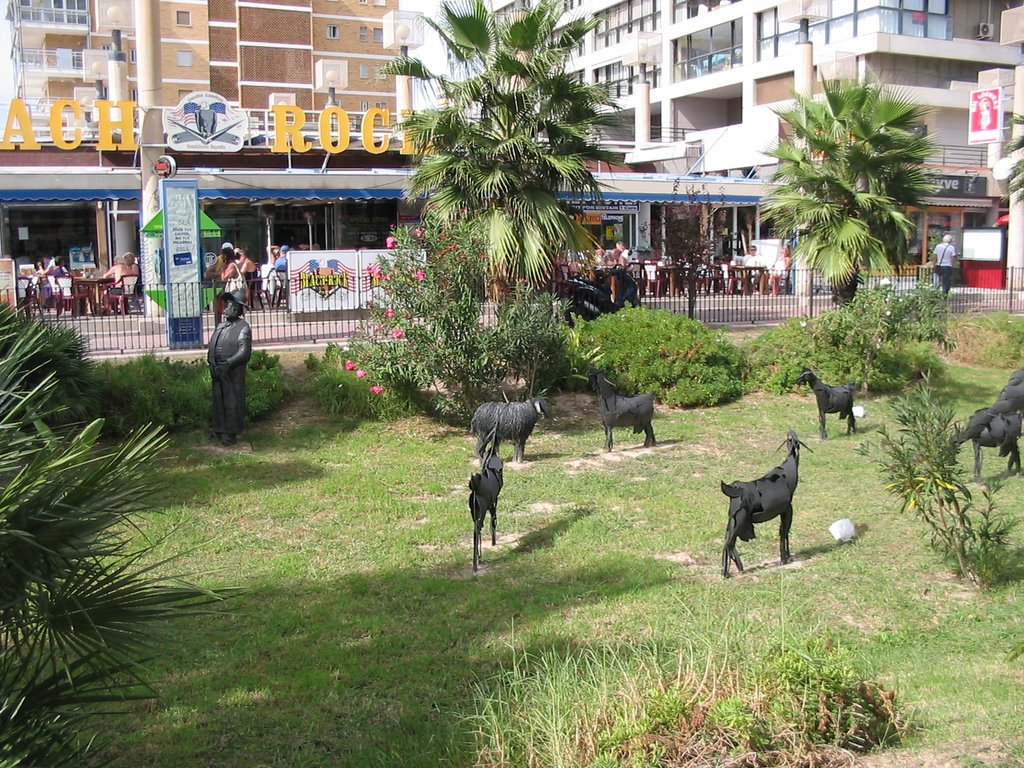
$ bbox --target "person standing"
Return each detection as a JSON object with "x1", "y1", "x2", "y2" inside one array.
[
  {"x1": 933, "y1": 234, "x2": 957, "y2": 295},
  {"x1": 207, "y1": 290, "x2": 253, "y2": 446}
]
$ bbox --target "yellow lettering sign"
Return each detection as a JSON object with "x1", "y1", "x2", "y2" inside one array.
[
  {"x1": 361, "y1": 108, "x2": 391, "y2": 155},
  {"x1": 319, "y1": 106, "x2": 350, "y2": 154},
  {"x1": 271, "y1": 104, "x2": 311, "y2": 153},
  {"x1": 94, "y1": 100, "x2": 137, "y2": 151},
  {"x1": 50, "y1": 99, "x2": 83, "y2": 150},
  {"x1": 0, "y1": 99, "x2": 41, "y2": 150}
]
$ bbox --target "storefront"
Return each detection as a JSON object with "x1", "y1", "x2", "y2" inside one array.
[{"x1": 909, "y1": 174, "x2": 996, "y2": 261}]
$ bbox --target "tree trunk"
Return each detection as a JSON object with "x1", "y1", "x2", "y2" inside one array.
[{"x1": 831, "y1": 269, "x2": 860, "y2": 305}]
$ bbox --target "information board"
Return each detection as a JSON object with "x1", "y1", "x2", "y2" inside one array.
[
  {"x1": 961, "y1": 228, "x2": 1004, "y2": 263},
  {"x1": 159, "y1": 179, "x2": 203, "y2": 348}
]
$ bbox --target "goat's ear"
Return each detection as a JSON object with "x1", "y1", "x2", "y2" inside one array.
[{"x1": 720, "y1": 481, "x2": 740, "y2": 497}]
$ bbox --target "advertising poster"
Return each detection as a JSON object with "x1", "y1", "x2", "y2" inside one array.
[
  {"x1": 968, "y1": 87, "x2": 1002, "y2": 145},
  {"x1": 159, "y1": 179, "x2": 203, "y2": 348},
  {"x1": 287, "y1": 249, "x2": 392, "y2": 314}
]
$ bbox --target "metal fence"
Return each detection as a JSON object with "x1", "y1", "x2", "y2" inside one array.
[{"x1": 13, "y1": 269, "x2": 1024, "y2": 357}]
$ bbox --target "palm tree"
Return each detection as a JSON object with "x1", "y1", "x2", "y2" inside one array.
[
  {"x1": 763, "y1": 79, "x2": 935, "y2": 303},
  {"x1": 1, "y1": 314, "x2": 227, "y2": 766},
  {"x1": 380, "y1": 0, "x2": 623, "y2": 284}
]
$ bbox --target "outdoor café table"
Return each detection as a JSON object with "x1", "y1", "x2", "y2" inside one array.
[
  {"x1": 656, "y1": 264, "x2": 684, "y2": 296},
  {"x1": 72, "y1": 276, "x2": 114, "y2": 315},
  {"x1": 733, "y1": 266, "x2": 767, "y2": 296}
]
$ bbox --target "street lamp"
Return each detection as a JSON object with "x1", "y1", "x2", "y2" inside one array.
[
  {"x1": 96, "y1": 1, "x2": 132, "y2": 105},
  {"x1": 778, "y1": 0, "x2": 828, "y2": 97},
  {"x1": 314, "y1": 58, "x2": 348, "y2": 107},
  {"x1": 1001, "y1": 7, "x2": 1024, "y2": 287},
  {"x1": 622, "y1": 31, "x2": 661, "y2": 147},
  {"x1": 383, "y1": 10, "x2": 425, "y2": 116},
  {"x1": 82, "y1": 49, "x2": 109, "y2": 100}
]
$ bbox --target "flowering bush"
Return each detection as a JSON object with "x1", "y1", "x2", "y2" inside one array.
[{"x1": 309, "y1": 344, "x2": 416, "y2": 422}]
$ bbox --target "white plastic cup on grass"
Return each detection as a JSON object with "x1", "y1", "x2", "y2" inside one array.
[{"x1": 829, "y1": 518, "x2": 856, "y2": 542}]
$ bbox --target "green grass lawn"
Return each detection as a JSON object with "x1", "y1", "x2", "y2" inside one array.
[{"x1": 105, "y1": 360, "x2": 1024, "y2": 767}]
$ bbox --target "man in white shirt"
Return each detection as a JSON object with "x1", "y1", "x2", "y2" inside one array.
[{"x1": 933, "y1": 234, "x2": 956, "y2": 295}]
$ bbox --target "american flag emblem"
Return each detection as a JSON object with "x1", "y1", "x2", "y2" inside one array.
[
  {"x1": 164, "y1": 91, "x2": 247, "y2": 151},
  {"x1": 294, "y1": 259, "x2": 354, "y2": 300}
]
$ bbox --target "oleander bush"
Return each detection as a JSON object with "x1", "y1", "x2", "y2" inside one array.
[
  {"x1": 307, "y1": 344, "x2": 419, "y2": 422},
  {"x1": 947, "y1": 312, "x2": 1024, "y2": 369},
  {"x1": 0, "y1": 304, "x2": 101, "y2": 425},
  {"x1": 577, "y1": 307, "x2": 746, "y2": 407},
  {"x1": 744, "y1": 284, "x2": 948, "y2": 394},
  {"x1": 96, "y1": 351, "x2": 286, "y2": 436}
]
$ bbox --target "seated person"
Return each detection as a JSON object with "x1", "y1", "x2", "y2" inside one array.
[{"x1": 103, "y1": 251, "x2": 141, "y2": 282}]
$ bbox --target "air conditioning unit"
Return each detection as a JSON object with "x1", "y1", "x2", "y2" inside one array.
[{"x1": 977, "y1": 22, "x2": 994, "y2": 40}]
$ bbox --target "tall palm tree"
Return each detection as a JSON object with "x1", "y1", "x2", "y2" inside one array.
[
  {"x1": 381, "y1": 0, "x2": 623, "y2": 284},
  {"x1": 763, "y1": 79, "x2": 935, "y2": 303}
]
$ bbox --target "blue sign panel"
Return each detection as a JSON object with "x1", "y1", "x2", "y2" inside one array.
[{"x1": 159, "y1": 179, "x2": 203, "y2": 349}]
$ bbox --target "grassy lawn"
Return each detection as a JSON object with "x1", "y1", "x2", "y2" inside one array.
[{"x1": 105, "y1": 358, "x2": 1024, "y2": 767}]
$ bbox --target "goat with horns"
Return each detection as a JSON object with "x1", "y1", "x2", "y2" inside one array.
[
  {"x1": 469, "y1": 428, "x2": 504, "y2": 572},
  {"x1": 720, "y1": 431, "x2": 808, "y2": 578},
  {"x1": 588, "y1": 370, "x2": 656, "y2": 452}
]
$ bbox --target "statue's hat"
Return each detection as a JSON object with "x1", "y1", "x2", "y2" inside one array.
[{"x1": 221, "y1": 289, "x2": 249, "y2": 308}]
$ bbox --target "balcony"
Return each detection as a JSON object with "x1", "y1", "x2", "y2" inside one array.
[
  {"x1": 19, "y1": 48, "x2": 85, "y2": 80},
  {"x1": 15, "y1": 6, "x2": 90, "y2": 48}
]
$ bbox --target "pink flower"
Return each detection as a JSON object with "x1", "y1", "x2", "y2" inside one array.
[
  {"x1": 414, "y1": 269, "x2": 425, "y2": 281},
  {"x1": 344, "y1": 360, "x2": 356, "y2": 371},
  {"x1": 385, "y1": 236, "x2": 397, "y2": 248},
  {"x1": 355, "y1": 369, "x2": 367, "y2": 378},
  {"x1": 369, "y1": 385, "x2": 384, "y2": 394},
  {"x1": 384, "y1": 308, "x2": 395, "y2": 318},
  {"x1": 391, "y1": 327, "x2": 406, "y2": 340},
  {"x1": 383, "y1": 273, "x2": 393, "y2": 282},
  {"x1": 366, "y1": 263, "x2": 381, "y2": 275}
]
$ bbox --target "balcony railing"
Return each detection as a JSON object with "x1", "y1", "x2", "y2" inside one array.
[
  {"x1": 18, "y1": 7, "x2": 89, "y2": 26},
  {"x1": 20, "y1": 48, "x2": 85, "y2": 75},
  {"x1": 927, "y1": 144, "x2": 986, "y2": 168}
]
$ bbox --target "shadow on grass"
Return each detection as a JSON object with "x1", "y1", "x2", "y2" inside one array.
[
  {"x1": 514, "y1": 505, "x2": 595, "y2": 555},
  {"x1": 105, "y1": 553, "x2": 672, "y2": 768},
  {"x1": 151, "y1": 456, "x2": 329, "y2": 505}
]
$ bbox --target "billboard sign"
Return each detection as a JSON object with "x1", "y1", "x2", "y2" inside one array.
[{"x1": 968, "y1": 87, "x2": 1002, "y2": 145}]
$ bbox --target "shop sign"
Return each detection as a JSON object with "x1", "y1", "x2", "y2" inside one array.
[
  {"x1": 929, "y1": 174, "x2": 988, "y2": 198},
  {"x1": 289, "y1": 250, "x2": 391, "y2": 313},
  {"x1": 0, "y1": 98, "x2": 414, "y2": 155},
  {"x1": 164, "y1": 92, "x2": 248, "y2": 152},
  {"x1": 968, "y1": 87, "x2": 1001, "y2": 146},
  {"x1": 582, "y1": 204, "x2": 640, "y2": 214}
]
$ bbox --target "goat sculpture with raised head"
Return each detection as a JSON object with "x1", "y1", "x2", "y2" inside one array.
[
  {"x1": 469, "y1": 428, "x2": 504, "y2": 572},
  {"x1": 957, "y1": 406, "x2": 1022, "y2": 482},
  {"x1": 795, "y1": 368, "x2": 857, "y2": 440},
  {"x1": 588, "y1": 371, "x2": 656, "y2": 452},
  {"x1": 720, "y1": 431, "x2": 807, "y2": 578},
  {"x1": 470, "y1": 397, "x2": 550, "y2": 463}
]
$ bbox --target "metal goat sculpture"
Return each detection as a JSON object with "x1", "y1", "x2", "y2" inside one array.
[
  {"x1": 468, "y1": 428, "x2": 504, "y2": 572},
  {"x1": 795, "y1": 368, "x2": 857, "y2": 440},
  {"x1": 588, "y1": 370, "x2": 656, "y2": 452},
  {"x1": 720, "y1": 431, "x2": 808, "y2": 578},
  {"x1": 957, "y1": 407, "x2": 1022, "y2": 482}
]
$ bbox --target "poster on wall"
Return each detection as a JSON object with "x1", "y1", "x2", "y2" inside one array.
[
  {"x1": 159, "y1": 179, "x2": 203, "y2": 348},
  {"x1": 287, "y1": 249, "x2": 395, "y2": 314},
  {"x1": 968, "y1": 87, "x2": 1002, "y2": 145},
  {"x1": 68, "y1": 245, "x2": 96, "y2": 269}
]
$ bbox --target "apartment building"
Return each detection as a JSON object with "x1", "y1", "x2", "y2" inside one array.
[
  {"x1": 491, "y1": 0, "x2": 1017, "y2": 258},
  {"x1": 6, "y1": 0, "x2": 398, "y2": 112}
]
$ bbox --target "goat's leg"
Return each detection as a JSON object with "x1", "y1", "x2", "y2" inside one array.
[
  {"x1": 819, "y1": 409, "x2": 828, "y2": 440},
  {"x1": 973, "y1": 441, "x2": 983, "y2": 483},
  {"x1": 605, "y1": 424, "x2": 613, "y2": 452},
  {"x1": 490, "y1": 504, "x2": 497, "y2": 546},
  {"x1": 779, "y1": 507, "x2": 793, "y2": 565},
  {"x1": 722, "y1": 516, "x2": 743, "y2": 578},
  {"x1": 473, "y1": 522, "x2": 481, "y2": 571},
  {"x1": 643, "y1": 423, "x2": 656, "y2": 448},
  {"x1": 1009, "y1": 444, "x2": 1021, "y2": 477},
  {"x1": 474, "y1": 433, "x2": 487, "y2": 458},
  {"x1": 847, "y1": 412, "x2": 856, "y2": 436},
  {"x1": 514, "y1": 440, "x2": 524, "y2": 463}
]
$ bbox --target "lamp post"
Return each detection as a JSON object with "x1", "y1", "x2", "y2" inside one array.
[
  {"x1": 779, "y1": 0, "x2": 827, "y2": 314},
  {"x1": 1001, "y1": 8, "x2": 1024, "y2": 289},
  {"x1": 96, "y1": 0, "x2": 131, "y2": 107},
  {"x1": 622, "y1": 31, "x2": 661, "y2": 149},
  {"x1": 314, "y1": 58, "x2": 348, "y2": 108},
  {"x1": 383, "y1": 10, "x2": 425, "y2": 116},
  {"x1": 82, "y1": 49, "x2": 109, "y2": 101},
  {"x1": 135, "y1": 0, "x2": 164, "y2": 313}
]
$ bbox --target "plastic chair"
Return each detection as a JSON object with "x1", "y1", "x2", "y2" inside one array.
[
  {"x1": 53, "y1": 276, "x2": 74, "y2": 315},
  {"x1": 643, "y1": 264, "x2": 666, "y2": 297},
  {"x1": 105, "y1": 275, "x2": 139, "y2": 315}
]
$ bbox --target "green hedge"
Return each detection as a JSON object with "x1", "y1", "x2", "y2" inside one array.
[
  {"x1": 96, "y1": 351, "x2": 286, "y2": 436},
  {"x1": 578, "y1": 308, "x2": 746, "y2": 407}
]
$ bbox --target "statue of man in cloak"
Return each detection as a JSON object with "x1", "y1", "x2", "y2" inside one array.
[{"x1": 208, "y1": 289, "x2": 252, "y2": 446}]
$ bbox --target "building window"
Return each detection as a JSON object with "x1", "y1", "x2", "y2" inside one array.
[
  {"x1": 359, "y1": 26, "x2": 368, "y2": 42},
  {"x1": 100, "y1": 43, "x2": 111, "y2": 51},
  {"x1": 359, "y1": 63, "x2": 370, "y2": 79},
  {"x1": 757, "y1": 0, "x2": 951, "y2": 61},
  {"x1": 175, "y1": 10, "x2": 190, "y2": 26},
  {"x1": 176, "y1": 50, "x2": 192, "y2": 67},
  {"x1": 129, "y1": 48, "x2": 136, "y2": 63},
  {"x1": 326, "y1": 24, "x2": 339, "y2": 39},
  {"x1": 130, "y1": 88, "x2": 138, "y2": 100},
  {"x1": 360, "y1": 100, "x2": 369, "y2": 110},
  {"x1": 374, "y1": 0, "x2": 386, "y2": 6},
  {"x1": 375, "y1": 100, "x2": 387, "y2": 109},
  {"x1": 359, "y1": 0, "x2": 368, "y2": 3},
  {"x1": 595, "y1": 0, "x2": 660, "y2": 51},
  {"x1": 372, "y1": 27, "x2": 383, "y2": 43},
  {"x1": 674, "y1": 20, "x2": 741, "y2": 81},
  {"x1": 178, "y1": 89, "x2": 191, "y2": 99},
  {"x1": 594, "y1": 61, "x2": 632, "y2": 99}
]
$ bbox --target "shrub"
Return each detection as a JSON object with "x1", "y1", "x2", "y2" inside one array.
[
  {"x1": 744, "y1": 285, "x2": 948, "y2": 395},
  {"x1": 579, "y1": 308, "x2": 746, "y2": 407},
  {"x1": 95, "y1": 351, "x2": 286, "y2": 437},
  {"x1": 0, "y1": 304, "x2": 101, "y2": 425},
  {"x1": 309, "y1": 344, "x2": 418, "y2": 421},
  {"x1": 947, "y1": 312, "x2": 1024, "y2": 369},
  {"x1": 490, "y1": 285, "x2": 570, "y2": 396},
  {"x1": 865, "y1": 377, "x2": 1017, "y2": 587}
]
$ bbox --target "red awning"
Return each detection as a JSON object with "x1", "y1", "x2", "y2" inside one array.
[{"x1": 997, "y1": 214, "x2": 1009, "y2": 226}]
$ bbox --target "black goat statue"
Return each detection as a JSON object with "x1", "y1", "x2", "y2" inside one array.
[
  {"x1": 470, "y1": 397, "x2": 551, "y2": 463},
  {"x1": 720, "y1": 431, "x2": 808, "y2": 578},
  {"x1": 468, "y1": 428, "x2": 504, "y2": 572},
  {"x1": 588, "y1": 371, "x2": 656, "y2": 452},
  {"x1": 795, "y1": 368, "x2": 857, "y2": 440},
  {"x1": 956, "y1": 407, "x2": 1022, "y2": 482}
]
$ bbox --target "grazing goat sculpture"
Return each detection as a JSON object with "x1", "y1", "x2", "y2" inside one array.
[
  {"x1": 957, "y1": 407, "x2": 1022, "y2": 482},
  {"x1": 588, "y1": 371, "x2": 656, "y2": 452},
  {"x1": 795, "y1": 368, "x2": 857, "y2": 440},
  {"x1": 470, "y1": 397, "x2": 551, "y2": 463},
  {"x1": 468, "y1": 429, "x2": 504, "y2": 572},
  {"x1": 720, "y1": 431, "x2": 807, "y2": 578}
]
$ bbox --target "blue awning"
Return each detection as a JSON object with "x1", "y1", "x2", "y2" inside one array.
[
  {"x1": 198, "y1": 187, "x2": 405, "y2": 201},
  {"x1": 0, "y1": 188, "x2": 140, "y2": 203}
]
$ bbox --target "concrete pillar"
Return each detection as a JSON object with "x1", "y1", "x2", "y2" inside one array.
[
  {"x1": 634, "y1": 80, "x2": 651, "y2": 149},
  {"x1": 1009, "y1": 64, "x2": 1024, "y2": 290},
  {"x1": 794, "y1": 34, "x2": 815, "y2": 315},
  {"x1": 637, "y1": 202, "x2": 651, "y2": 251},
  {"x1": 135, "y1": 0, "x2": 163, "y2": 312}
]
